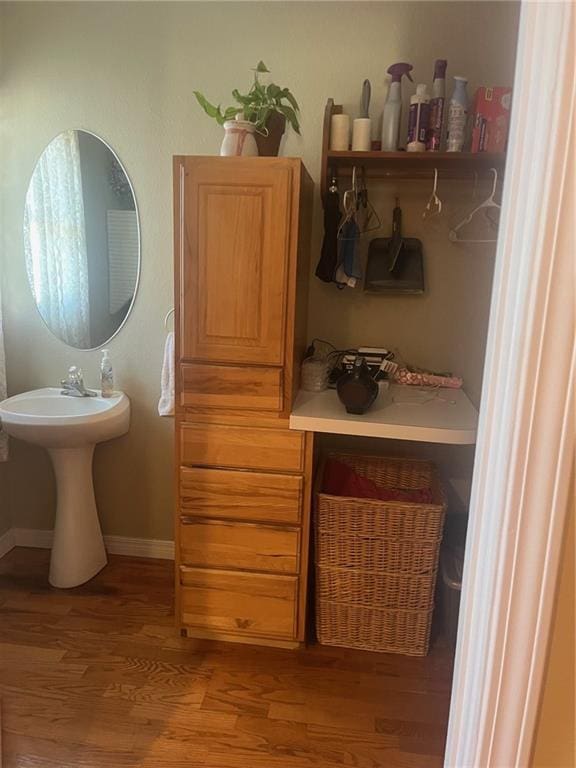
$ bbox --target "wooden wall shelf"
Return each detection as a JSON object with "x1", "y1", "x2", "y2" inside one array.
[{"x1": 321, "y1": 99, "x2": 506, "y2": 199}]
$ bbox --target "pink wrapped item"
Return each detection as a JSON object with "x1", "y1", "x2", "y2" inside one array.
[{"x1": 393, "y1": 368, "x2": 463, "y2": 389}]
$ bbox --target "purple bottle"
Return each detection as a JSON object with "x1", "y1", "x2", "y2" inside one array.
[{"x1": 426, "y1": 59, "x2": 448, "y2": 151}]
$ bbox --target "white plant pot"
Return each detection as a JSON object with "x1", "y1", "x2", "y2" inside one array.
[{"x1": 220, "y1": 120, "x2": 259, "y2": 157}]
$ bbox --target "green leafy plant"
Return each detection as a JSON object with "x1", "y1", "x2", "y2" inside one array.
[{"x1": 193, "y1": 61, "x2": 301, "y2": 135}]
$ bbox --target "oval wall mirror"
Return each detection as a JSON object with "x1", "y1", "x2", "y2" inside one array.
[{"x1": 24, "y1": 130, "x2": 140, "y2": 350}]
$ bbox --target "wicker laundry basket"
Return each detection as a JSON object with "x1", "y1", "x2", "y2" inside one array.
[{"x1": 315, "y1": 453, "x2": 447, "y2": 656}]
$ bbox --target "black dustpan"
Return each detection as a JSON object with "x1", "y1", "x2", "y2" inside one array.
[{"x1": 364, "y1": 201, "x2": 424, "y2": 294}]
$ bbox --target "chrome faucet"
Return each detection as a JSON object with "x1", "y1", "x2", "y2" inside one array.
[{"x1": 61, "y1": 366, "x2": 97, "y2": 397}]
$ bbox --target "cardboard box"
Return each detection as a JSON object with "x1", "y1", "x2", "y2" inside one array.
[{"x1": 471, "y1": 86, "x2": 512, "y2": 153}]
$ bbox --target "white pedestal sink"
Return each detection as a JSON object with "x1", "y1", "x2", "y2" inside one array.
[{"x1": 0, "y1": 388, "x2": 130, "y2": 588}]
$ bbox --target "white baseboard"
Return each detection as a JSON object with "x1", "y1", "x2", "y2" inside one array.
[
  {"x1": 104, "y1": 534, "x2": 174, "y2": 560},
  {"x1": 2, "y1": 528, "x2": 174, "y2": 560},
  {"x1": 12, "y1": 528, "x2": 53, "y2": 549},
  {"x1": 0, "y1": 528, "x2": 16, "y2": 559}
]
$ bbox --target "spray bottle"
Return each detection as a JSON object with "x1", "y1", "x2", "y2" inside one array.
[
  {"x1": 426, "y1": 59, "x2": 448, "y2": 151},
  {"x1": 381, "y1": 63, "x2": 413, "y2": 152}
]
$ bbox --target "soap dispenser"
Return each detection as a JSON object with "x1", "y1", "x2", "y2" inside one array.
[{"x1": 100, "y1": 349, "x2": 114, "y2": 398}]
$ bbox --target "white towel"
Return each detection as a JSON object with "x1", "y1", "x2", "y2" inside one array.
[{"x1": 158, "y1": 332, "x2": 175, "y2": 417}]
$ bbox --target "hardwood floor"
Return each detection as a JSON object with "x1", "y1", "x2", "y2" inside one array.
[{"x1": 0, "y1": 548, "x2": 453, "y2": 767}]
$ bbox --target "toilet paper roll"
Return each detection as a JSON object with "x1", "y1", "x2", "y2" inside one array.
[
  {"x1": 330, "y1": 114, "x2": 350, "y2": 151},
  {"x1": 352, "y1": 118, "x2": 372, "y2": 151}
]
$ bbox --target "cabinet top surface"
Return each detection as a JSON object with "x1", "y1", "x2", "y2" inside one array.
[
  {"x1": 174, "y1": 155, "x2": 307, "y2": 167},
  {"x1": 289, "y1": 385, "x2": 478, "y2": 445},
  {"x1": 173, "y1": 155, "x2": 312, "y2": 183}
]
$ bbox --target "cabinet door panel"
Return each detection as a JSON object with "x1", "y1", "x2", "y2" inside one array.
[{"x1": 181, "y1": 159, "x2": 291, "y2": 365}]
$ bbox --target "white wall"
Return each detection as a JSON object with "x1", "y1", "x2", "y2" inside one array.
[{"x1": 0, "y1": 1, "x2": 519, "y2": 540}]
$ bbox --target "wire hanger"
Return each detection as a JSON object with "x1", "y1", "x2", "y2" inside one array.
[
  {"x1": 423, "y1": 168, "x2": 442, "y2": 219},
  {"x1": 337, "y1": 166, "x2": 358, "y2": 239},
  {"x1": 358, "y1": 169, "x2": 382, "y2": 233},
  {"x1": 337, "y1": 189, "x2": 358, "y2": 240},
  {"x1": 337, "y1": 166, "x2": 381, "y2": 240},
  {"x1": 164, "y1": 308, "x2": 175, "y2": 328},
  {"x1": 449, "y1": 168, "x2": 501, "y2": 244}
]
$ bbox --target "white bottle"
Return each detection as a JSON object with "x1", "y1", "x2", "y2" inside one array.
[
  {"x1": 407, "y1": 84, "x2": 430, "y2": 152},
  {"x1": 100, "y1": 349, "x2": 114, "y2": 398},
  {"x1": 447, "y1": 76, "x2": 469, "y2": 152}
]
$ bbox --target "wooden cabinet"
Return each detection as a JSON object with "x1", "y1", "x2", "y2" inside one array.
[{"x1": 174, "y1": 157, "x2": 313, "y2": 649}]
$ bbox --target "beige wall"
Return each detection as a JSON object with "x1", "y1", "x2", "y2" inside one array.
[
  {"x1": 0, "y1": 1, "x2": 519, "y2": 541},
  {"x1": 532, "y1": 473, "x2": 575, "y2": 768}
]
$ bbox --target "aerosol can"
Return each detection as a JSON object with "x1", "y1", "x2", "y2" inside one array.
[{"x1": 426, "y1": 59, "x2": 448, "y2": 151}]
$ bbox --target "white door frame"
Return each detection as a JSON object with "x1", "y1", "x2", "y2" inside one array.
[{"x1": 444, "y1": 3, "x2": 575, "y2": 766}]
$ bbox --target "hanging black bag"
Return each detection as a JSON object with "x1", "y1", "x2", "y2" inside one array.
[{"x1": 315, "y1": 179, "x2": 341, "y2": 283}]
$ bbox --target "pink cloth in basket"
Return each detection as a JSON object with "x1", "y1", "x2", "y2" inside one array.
[{"x1": 323, "y1": 459, "x2": 433, "y2": 503}]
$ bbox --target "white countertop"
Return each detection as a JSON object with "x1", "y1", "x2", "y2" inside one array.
[{"x1": 289, "y1": 385, "x2": 478, "y2": 445}]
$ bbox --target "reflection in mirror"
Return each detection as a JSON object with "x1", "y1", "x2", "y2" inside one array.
[{"x1": 24, "y1": 130, "x2": 140, "y2": 349}]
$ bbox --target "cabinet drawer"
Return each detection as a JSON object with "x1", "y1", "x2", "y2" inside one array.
[
  {"x1": 180, "y1": 423, "x2": 305, "y2": 472},
  {"x1": 180, "y1": 363, "x2": 283, "y2": 411},
  {"x1": 180, "y1": 467, "x2": 302, "y2": 524},
  {"x1": 179, "y1": 519, "x2": 299, "y2": 574},
  {"x1": 180, "y1": 566, "x2": 297, "y2": 639}
]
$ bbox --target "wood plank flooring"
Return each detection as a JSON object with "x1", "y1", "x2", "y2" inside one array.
[{"x1": 0, "y1": 548, "x2": 453, "y2": 767}]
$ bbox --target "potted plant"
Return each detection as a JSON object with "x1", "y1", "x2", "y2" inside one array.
[{"x1": 193, "y1": 62, "x2": 301, "y2": 157}]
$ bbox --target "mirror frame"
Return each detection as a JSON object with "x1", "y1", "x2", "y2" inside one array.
[{"x1": 24, "y1": 128, "x2": 142, "y2": 351}]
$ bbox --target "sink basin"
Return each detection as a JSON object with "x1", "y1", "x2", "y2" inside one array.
[
  {"x1": 0, "y1": 387, "x2": 129, "y2": 448},
  {"x1": 0, "y1": 387, "x2": 130, "y2": 588}
]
